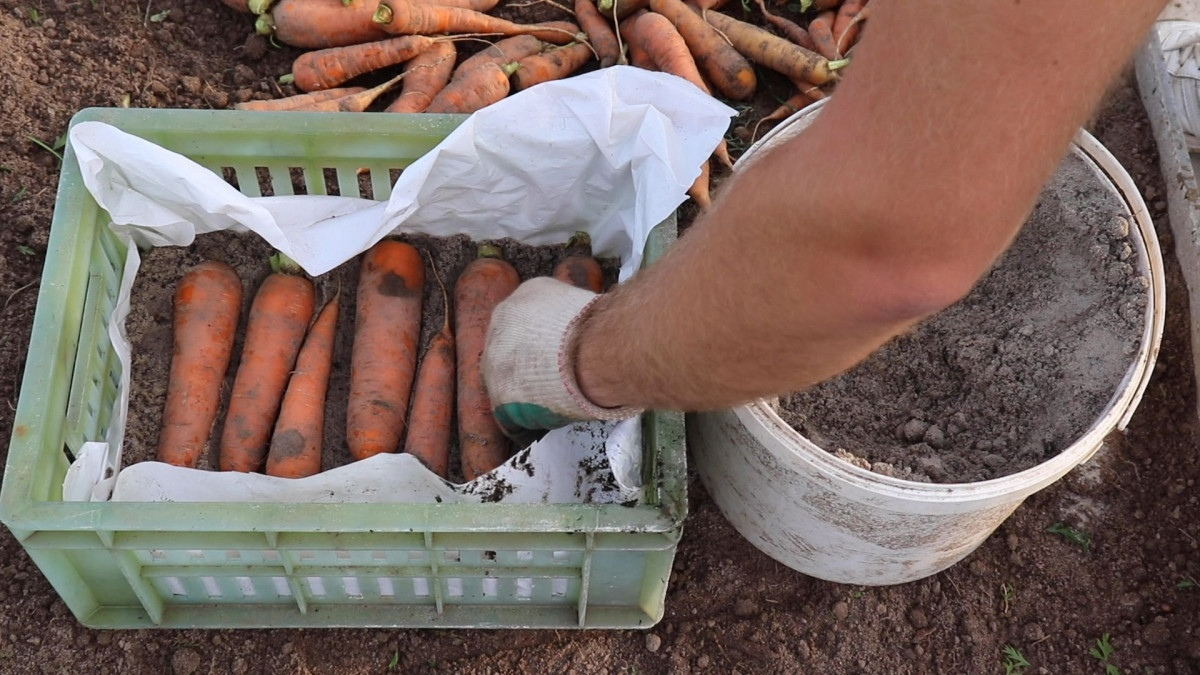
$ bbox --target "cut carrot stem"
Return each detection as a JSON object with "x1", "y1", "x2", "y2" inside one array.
[
  {"x1": 699, "y1": 7, "x2": 838, "y2": 86},
  {"x1": 156, "y1": 261, "x2": 243, "y2": 469},
  {"x1": 403, "y1": 258, "x2": 455, "y2": 478},
  {"x1": 552, "y1": 231, "x2": 605, "y2": 292},
  {"x1": 455, "y1": 244, "x2": 521, "y2": 481},
  {"x1": 347, "y1": 240, "x2": 425, "y2": 461},
  {"x1": 266, "y1": 291, "x2": 340, "y2": 479},
  {"x1": 219, "y1": 256, "x2": 316, "y2": 473}
]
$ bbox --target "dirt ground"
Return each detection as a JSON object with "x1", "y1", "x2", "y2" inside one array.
[{"x1": 0, "y1": 1, "x2": 1198, "y2": 674}]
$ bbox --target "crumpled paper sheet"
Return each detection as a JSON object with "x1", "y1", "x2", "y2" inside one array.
[
  {"x1": 60, "y1": 66, "x2": 734, "y2": 505},
  {"x1": 1158, "y1": 20, "x2": 1200, "y2": 149}
]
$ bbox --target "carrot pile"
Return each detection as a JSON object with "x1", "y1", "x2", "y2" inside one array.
[
  {"x1": 228, "y1": 0, "x2": 871, "y2": 206},
  {"x1": 154, "y1": 234, "x2": 610, "y2": 482}
]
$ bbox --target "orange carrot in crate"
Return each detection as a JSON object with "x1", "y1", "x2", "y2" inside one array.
[
  {"x1": 256, "y1": 0, "x2": 388, "y2": 50},
  {"x1": 700, "y1": 9, "x2": 839, "y2": 86},
  {"x1": 552, "y1": 231, "x2": 605, "y2": 292},
  {"x1": 385, "y1": 40, "x2": 459, "y2": 113},
  {"x1": 290, "y1": 35, "x2": 440, "y2": 92},
  {"x1": 425, "y1": 60, "x2": 519, "y2": 114},
  {"x1": 265, "y1": 292, "x2": 340, "y2": 479},
  {"x1": 156, "y1": 261, "x2": 243, "y2": 469},
  {"x1": 752, "y1": 0, "x2": 817, "y2": 52},
  {"x1": 574, "y1": 0, "x2": 622, "y2": 68},
  {"x1": 347, "y1": 240, "x2": 425, "y2": 461},
  {"x1": 293, "y1": 72, "x2": 409, "y2": 112},
  {"x1": 807, "y1": 9, "x2": 842, "y2": 61},
  {"x1": 510, "y1": 42, "x2": 596, "y2": 92},
  {"x1": 219, "y1": 255, "x2": 316, "y2": 473},
  {"x1": 648, "y1": 0, "x2": 757, "y2": 101},
  {"x1": 234, "y1": 87, "x2": 369, "y2": 111},
  {"x1": 450, "y1": 35, "x2": 544, "y2": 82},
  {"x1": 373, "y1": 0, "x2": 584, "y2": 45},
  {"x1": 455, "y1": 244, "x2": 520, "y2": 481},
  {"x1": 402, "y1": 261, "x2": 455, "y2": 478}
]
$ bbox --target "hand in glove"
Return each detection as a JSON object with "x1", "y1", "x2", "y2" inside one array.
[{"x1": 482, "y1": 277, "x2": 642, "y2": 443}]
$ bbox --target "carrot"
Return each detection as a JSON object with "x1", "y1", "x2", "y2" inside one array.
[
  {"x1": 752, "y1": 88, "x2": 816, "y2": 140},
  {"x1": 833, "y1": 0, "x2": 867, "y2": 41},
  {"x1": 700, "y1": 8, "x2": 839, "y2": 86},
  {"x1": 385, "y1": 40, "x2": 459, "y2": 113},
  {"x1": 552, "y1": 231, "x2": 605, "y2": 292},
  {"x1": 425, "y1": 60, "x2": 519, "y2": 114},
  {"x1": 156, "y1": 261, "x2": 243, "y2": 469},
  {"x1": 294, "y1": 72, "x2": 408, "y2": 112},
  {"x1": 219, "y1": 255, "x2": 316, "y2": 473},
  {"x1": 291, "y1": 35, "x2": 440, "y2": 92},
  {"x1": 623, "y1": 11, "x2": 734, "y2": 168},
  {"x1": 265, "y1": 292, "x2": 340, "y2": 479},
  {"x1": 451, "y1": 35, "x2": 544, "y2": 82},
  {"x1": 373, "y1": 0, "x2": 584, "y2": 45},
  {"x1": 835, "y1": 3, "x2": 870, "y2": 55},
  {"x1": 688, "y1": 0, "x2": 729, "y2": 10},
  {"x1": 455, "y1": 244, "x2": 520, "y2": 481},
  {"x1": 753, "y1": 0, "x2": 817, "y2": 52},
  {"x1": 688, "y1": 158, "x2": 712, "y2": 209},
  {"x1": 510, "y1": 42, "x2": 596, "y2": 92},
  {"x1": 574, "y1": 0, "x2": 622, "y2": 68},
  {"x1": 806, "y1": 9, "x2": 841, "y2": 61},
  {"x1": 618, "y1": 11, "x2": 657, "y2": 70},
  {"x1": 648, "y1": 0, "x2": 757, "y2": 101},
  {"x1": 256, "y1": 0, "x2": 388, "y2": 50},
  {"x1": 595, "y1": 0, "x2": 648, "y2": 20},
  {"x1": 234, "y1": 87, "x2": 369, "y2": 111},
  {"x1": 219, "y1": 0, "x2": 252, "y2": 13},
  {"x1": 347, "y1": 240, "x2": 425, "y2": 461},
  {"x1": 402, "y1": 260, "x2": 454, "y2": 478}
]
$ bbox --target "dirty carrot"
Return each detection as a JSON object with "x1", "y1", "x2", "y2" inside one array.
[
  {"x1": 552, "y1": 231, "x2": 605, "y2": 292},
  {"x1": 450, "y1": 35, "x2": 544, "y2": 82},
  {"x1": 265, "y1": 292, "x2": 340, "y2": 479},
  {"x1": 402, "y1": 260, "x2": 454, "y2": 478},
  {"x1": 291, "y1": 35, "x2": 439, "y2": 91},
  {"x1": 373, "y1": 0, "x2": 583, "y2": 45},
  {"x1": 385, "y1": 40, "x2": 459, "y2": 113},
  {"x1": 510, "y1": 42, "x2": 595, "y2": 92},
  {"x1": 835, "y1": 3, "x2": 870, "y2": 55},
  {"x1": 294, "y1": 72, "x2": 408, "y2": 112},
  {"x1": 649, "y1": 0, "x2": 757, "y2": 101},
  {"x1": 807, "y1": 9, "x2": 841, "y2": 61},
  {"x1": 752, "y1": 88, "x2": 817, "y2": 140},
  {"x1": 425, "y1": 60, "x2": 518, "y2": 114},
  {"x1": 219, "y1": 255, "x2": 316, "y2": 473},
  {"x1": 700, "y1": 8, "x2": 839, "y2": 86},
  {"x1": 234, "y1": 87, "x2": 369, "y2": 111},
  {"x1": 574, "y1": 0, "x2": 622, "y2": 68},
  {"x1": 455, "y1": 244, "x2": 521, "y2": 481},
  {"x1": 156, "y1": 261, "x2": 243, "y2": 469},
  {"x1": 753, "y1": 0, "x2": 816, "y2": 52},
  {"x1": 256, "y1": 0, "x2": 388, "y2": 50},
  {"x1": 347, "y1": 240, "x2": 425, "y2": 460},
  {"x1": 618, "y1": 11, "x2": 657, "y2": 70}
]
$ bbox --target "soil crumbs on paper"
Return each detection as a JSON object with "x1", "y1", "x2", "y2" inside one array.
[{"x1": 0, "y1": 3, "x2": 1196, "y2": 675}]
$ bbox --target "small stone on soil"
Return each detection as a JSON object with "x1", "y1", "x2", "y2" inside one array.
[{"x1": 645, "y1": 633, "x2": 662, "y2": 653}]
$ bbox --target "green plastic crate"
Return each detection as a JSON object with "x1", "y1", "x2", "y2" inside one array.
[{"x1": 0, "y1": 107, "x2": 688, "y2": 630}]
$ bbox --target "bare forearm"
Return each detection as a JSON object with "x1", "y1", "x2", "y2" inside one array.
[{"x1": 575, "y1": 0, "x2": 1165, "y2": 411}]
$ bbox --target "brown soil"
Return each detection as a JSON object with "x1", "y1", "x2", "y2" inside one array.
[{"x1": 0, "y1": 3, "x2": 1198, "y2": 675}]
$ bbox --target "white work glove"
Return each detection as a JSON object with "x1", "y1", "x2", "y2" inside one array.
[{"x1": 483, "y1": 278, "x2": 642, "y2": 443}]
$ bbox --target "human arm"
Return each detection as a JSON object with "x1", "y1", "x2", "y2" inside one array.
[{"x1": 485, "y1": 0, "x2": 1168, "y2": 425}]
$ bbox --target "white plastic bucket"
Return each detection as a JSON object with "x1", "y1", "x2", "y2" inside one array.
[{"x1": 687, "y1": 101, "x2": 1166, "y2": 585}]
